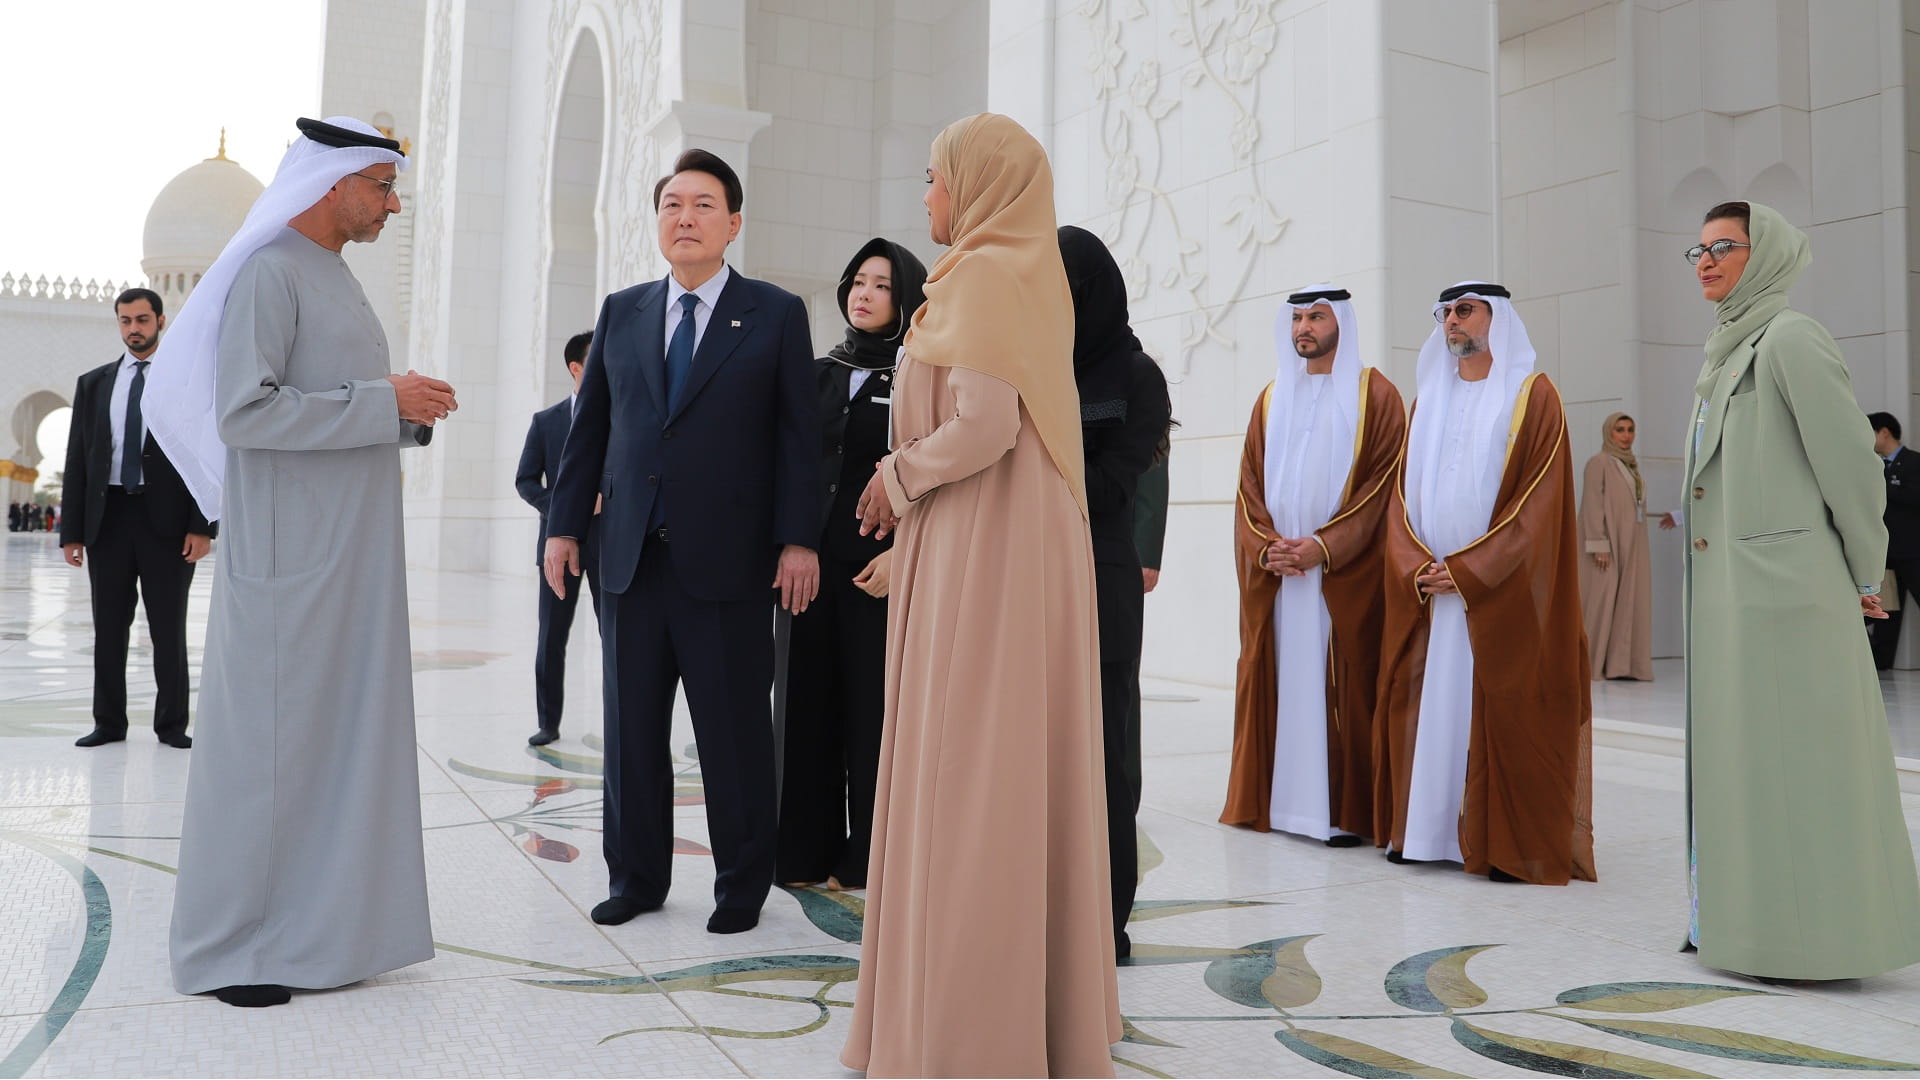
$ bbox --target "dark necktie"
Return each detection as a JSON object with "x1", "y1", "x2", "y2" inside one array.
[
  {"x1": 122, "y1": 360, "x2": 148, "y2": 493},
  {"x1": 666, "y1": 292, "x2": 699, "y2": 408}
]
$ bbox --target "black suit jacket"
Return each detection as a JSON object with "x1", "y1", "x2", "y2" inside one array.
[
  {"x1": 58, "y1": 357, "x2": 214, "y2": 549},
  {"x1": 1884, "y1": 445, "x2": 1920, "y2": 562},
  {"x1": 548, "y1": 270, "x2": 819, "y2": 599}
]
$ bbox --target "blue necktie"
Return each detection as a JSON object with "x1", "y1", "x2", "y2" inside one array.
[
  {"x1": 122, "y1": 360, "x2": 148, "y2": 493},
  {"x1": 666, "y1": 292, "x2": 699, "y2": 408}
]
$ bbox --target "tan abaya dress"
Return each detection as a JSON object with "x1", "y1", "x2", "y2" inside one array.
[
  {"x1": 1578, "y1": 423, "x2": 1654, "y2": 681},
  {"x1": 841, "y1": 112, "x2": 1122, "y2": 1077}
]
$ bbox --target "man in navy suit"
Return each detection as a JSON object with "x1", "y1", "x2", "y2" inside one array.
[
  {"x1": 544, "y1": 149, "x2": 820, "y2": 934},
  {"x1": 517, "y1": 330, "x2": 602, "y2": 747},
  {"x1": 60, "y1": 288, "x2": 216, "y2": 749}
]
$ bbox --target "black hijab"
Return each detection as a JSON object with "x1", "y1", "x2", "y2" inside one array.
[
  {"x1": 826, "y1": 237, "x2": 929, "y2": 371},
  {"x1": 1059, "y1": 224, "x2": 1146, "y2": 406}
]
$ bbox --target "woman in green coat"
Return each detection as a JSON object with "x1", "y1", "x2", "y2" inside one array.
[{"x1": 1684, "y1": 200, "x2": 1920, "y2": 980}]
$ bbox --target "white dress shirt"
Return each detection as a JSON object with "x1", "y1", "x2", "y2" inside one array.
[
  {"x1": 107, "y1": 352, "x2": 149, "y2": 487},
  {"x1": 663, "y1": 264, "x2": 732, "y2": 357}
]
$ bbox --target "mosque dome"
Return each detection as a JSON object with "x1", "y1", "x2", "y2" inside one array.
[
  {"x1": 143, "y1": 136, "x2": 264, "y2": 265},
  {"x1": 141, "y1": 132, "x2": 264, "y2": 308}
]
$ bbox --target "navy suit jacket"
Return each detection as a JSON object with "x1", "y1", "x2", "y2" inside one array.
[
  {"x1": 548, "y1": 269, "x2": 819, "y2": 599},
  {"x1": 516, "y1": 398, "x2": 588, "y2": 566}
]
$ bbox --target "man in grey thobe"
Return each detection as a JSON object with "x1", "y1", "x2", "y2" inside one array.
[{"x1": 151, "y1": 117, "x2": 457, "y2": 1008}]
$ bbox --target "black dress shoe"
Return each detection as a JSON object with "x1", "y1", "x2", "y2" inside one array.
[
  {"x1": 1325, "y1": 834, "x2": 1364, "y2": 848},
  {"x1": 74, "y1": 729, "x2": 126, "y2": 748},
  {"x1": 213, "y1": 984, "x2": 291, "y2": 1008},
  {"x1": 159, "y1": 732, "x2": 193, "y2": 749},
  {"x1": 1679, "y1": 938, "x2": 1698, "y2": 954},
  {"x1": 1488, "y1": 867, "x2": 1523, "y2": 883},
  {"x1": 528, "y1": 728, "x2": 559, "y2": 747},
  {"x1": 1386, "y1": 849, "x2": 1410, "y2": 864},
  {"x1": 590, "y1": 896, "x2": 661, "y2": 925},
  {"x1": 707, "y1": 907, "x2": 760, "y2": 934},
  {"x1": 1115, "y1": 931, "x2": 1132, "y2": 960}
]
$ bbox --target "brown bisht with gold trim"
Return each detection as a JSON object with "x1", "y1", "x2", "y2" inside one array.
[
  {"x1": 1222, "y1": 368, "x2": 1406, "y2": 839},
  {"x1": 1374, "y1": 373, "x2": 1596, "y2": 884}
]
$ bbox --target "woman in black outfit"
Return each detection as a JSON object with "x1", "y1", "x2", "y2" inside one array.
[
  {"x1": 1057, "y1": 225, "x2": 1173, "y2": 956},
  {"x1": 777, "y1": 237, "x2": 928, "y2": 891}
]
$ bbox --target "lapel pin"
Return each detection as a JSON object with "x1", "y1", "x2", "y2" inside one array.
[{"x1": 730, "y1": 320, "x2": 741, "y2": 328}]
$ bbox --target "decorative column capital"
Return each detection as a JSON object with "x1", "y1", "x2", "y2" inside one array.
[{"x1": 644, "y1": 100, "x2": 772, "y2": 148}]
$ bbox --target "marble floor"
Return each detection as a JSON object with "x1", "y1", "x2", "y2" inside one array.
[
  {"x1": 1590, "y1": 658, "x2": 1920, "y2": 759},
  {"x1": 3, "y1": 529, "x2": 1919, "y2": 1078}
]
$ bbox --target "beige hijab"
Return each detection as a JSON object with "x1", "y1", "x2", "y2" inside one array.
[
  {"x1": 907, "y1": 112, "x2": 1086, "y2": 516},
  {"x1": 1599, "y1": 412, "x2": 1643, "y2": 504}
]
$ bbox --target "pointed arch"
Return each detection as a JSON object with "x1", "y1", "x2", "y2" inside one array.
[{"x1": 543, "y1": 26, "x2": 611, "y2": 401}]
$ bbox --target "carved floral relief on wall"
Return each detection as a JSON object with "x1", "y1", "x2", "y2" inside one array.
[{"x1": 1078, "y1": 0, "x2": 1290, "y2": 381}]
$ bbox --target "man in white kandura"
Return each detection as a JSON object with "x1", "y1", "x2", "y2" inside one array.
[{"x1": 147, "y1": 116, "x2": 458, "y2": 1008}]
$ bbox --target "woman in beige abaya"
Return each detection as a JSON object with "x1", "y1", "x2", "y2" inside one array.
[
  {"x1": 841, "y1": 112, "x2": 1124, "y2": 1077},
  {"x1": 1579, "y1": 413, "x2": 1655, "y2": 680}
]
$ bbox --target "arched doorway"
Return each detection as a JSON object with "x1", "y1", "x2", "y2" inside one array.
[
  {"x1": 6, "y1": 390, "x2": 70, "y2": 504},
  {"x1": 545, "y1": 31, "x2": 608, "y2": 403},
  {"x1": 31, "y1": 406, "x2": 72, "y2": 499}
]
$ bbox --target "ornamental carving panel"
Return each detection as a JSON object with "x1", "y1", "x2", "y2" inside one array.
[{"x1": 1077, "y1": 0, "x2": 1289, "y2": 381}]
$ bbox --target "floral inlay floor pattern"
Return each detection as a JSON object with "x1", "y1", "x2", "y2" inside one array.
[{"x1": 2, "y1": 534, "x2": 1918, "y2": 1077}]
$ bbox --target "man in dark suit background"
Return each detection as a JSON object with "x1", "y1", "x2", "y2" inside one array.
[
  {"x1": 517, "y1": 330, "x2": 602, "y2": 747},
  {"x1": 544, "y1": 149, "x2": 820, "y2": 935},
  {"x1": 1869, "y1": 412, "x2": 1920, "y2": 669},
  {"x1": 60, "y1": 288, "x2": 214, "y2": 748}
]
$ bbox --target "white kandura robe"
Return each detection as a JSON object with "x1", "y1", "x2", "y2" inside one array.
[
  {"x1": 1402, "y1": 375, "x2": 1495, "y2": 863},
  {"x1": 1267, "y1": 374, "x2": 1344, "y2": 838},
  {"x1": 170, "y1": 228, "x2": 434, "y2": 994}
]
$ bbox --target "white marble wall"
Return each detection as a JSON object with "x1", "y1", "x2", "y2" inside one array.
[
  {"x1": 315, "y1": 0, "x2": 1919, "y2": 679},
  {"x1": 744, "y1": 0, "x2": 880, "y2": 301},
  {"x1": 1026, "y1": 0, "x2": 1499, "y2": 687},
  {"x1": 321, "y1": 0, "x2": 429, "y2": 376},
  {"x1": 1498, "y1": 3, "x2": 1659, "y2": 646},
  {"x1": 743, "y1": 0, "x2": 987, "y2": 353}
]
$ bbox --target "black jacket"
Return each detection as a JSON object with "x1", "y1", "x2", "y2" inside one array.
[
  {"x1": 1884, "y1": 445, "x2": 1920, "y2": 562},
  {"x1": 814, "y1": 361, "x2": 895, "y2": 564},
  {"x1": 1082, "y1": 350, "x2": 1172, "y2": 566},
  {"x1": 58, "y1": 356, "x2": 215, "y2": 549}
]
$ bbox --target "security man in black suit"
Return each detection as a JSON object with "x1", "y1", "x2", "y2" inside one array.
[
  {"x1": 516, "y1": 330, "x2": 603, "y2": 747},
  {"x1": 60, "y1": 288, "x2": 215, "y2": 748},
  {"x1": 544, "y1": 149, "x2": 819, "y2": 935},
  {"x1": 1869, "y1": 412, "x2": 1920, "y2": 669}
]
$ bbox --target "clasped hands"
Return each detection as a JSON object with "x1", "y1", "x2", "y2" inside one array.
[
  {"x1": 1261, "y1": 537, "x2": 1324, "y2": 577},
  {"x1": 1415, "y1": 560, "x2": 1459, "y2": 596},
  {"x1": 855, "y1": 462, "x2": 900, "y2": 540},
  {"x1": 387, "y1": 370, "x2": 458, "y2": 425}
]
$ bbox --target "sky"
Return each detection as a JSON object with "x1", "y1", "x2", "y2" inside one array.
[
  {"x1": 3, "y1": 1, "x2": 324, "y2": 491},
  {"x1": 0, "y1": 1, "x2": 325, "y2": 286}
]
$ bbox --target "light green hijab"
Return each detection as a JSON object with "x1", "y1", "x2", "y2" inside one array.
[{"x1": 1694, "y1": 201, "x2": 1812, "y2": 399}]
